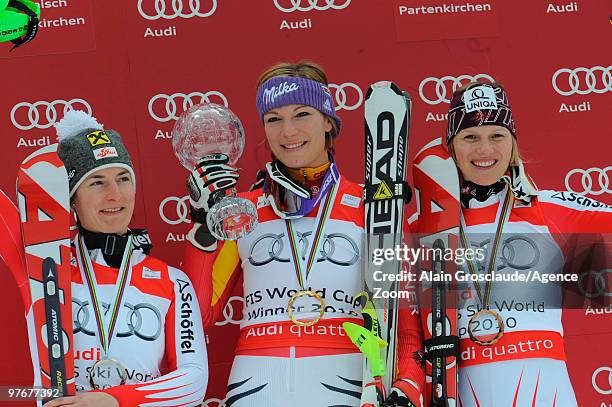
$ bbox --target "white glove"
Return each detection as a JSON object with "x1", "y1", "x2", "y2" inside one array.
[{"x1": 187, "y1": 153, "x2": 239, "y2": 213}]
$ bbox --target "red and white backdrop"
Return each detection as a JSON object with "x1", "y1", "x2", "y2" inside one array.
[{"x1": 1, "y1": 0, "x2": 611, "y2": 405}]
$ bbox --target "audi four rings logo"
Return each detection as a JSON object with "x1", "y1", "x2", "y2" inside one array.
[
  {"x1": 10, "y1": 99, "x2": 92, "y2": 130},
  {"x1": 470, "y1": 236, "x2": 540, "y2": 272},
  {"x1": 552, "y1": 65, "x2": 612, "y2": 96},
  {"x1": 578, "y1": 269, "x2": 612, "y2": 298},
  {"x1": 148, "y1": 91, "x2": 228, "y2": 122},
  {"x1": 273, "y1": 0, "x2": 351, "y2": 13},
  {"x1": 73, "y1": 298, "x2": 162, "y2": 341},
  {"x1": 160, "y1": 196, "x2": 190, "y2": 225},
  {"x1": 565, "y1": 167, "x2": 612, "y2": 196},
  {"x1": 329, "y1": 82, "x2": 363, "y2": 111},
  {"x1": 418, "y1": 74, "x2": 495, "y2": 105},
  {"x1": 592, "y1": 366, "x2": 612, "y2": 395},
  {"x1": 248, "y1": 232, "x2": 359, "y2": 267},
  {"x1": 137, "y1": 0, "x2": 217, "y2": 20},
  {"x1": 215, "y1": 296, "x2": 244, "y2": 326}
]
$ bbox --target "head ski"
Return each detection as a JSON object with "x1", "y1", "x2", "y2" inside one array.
[{"x1": 344, "y1": 81, "x2": 412, "y2": 405}]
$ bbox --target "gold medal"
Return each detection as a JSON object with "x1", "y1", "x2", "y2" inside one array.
[
  {"x1": 89, "y1": 358, "x2": 128, "y2": 390},
  {"x1": 287, "y1": 290, "x2": 325, "y2": 327},
  {"x1": 283, "y1": 176, "x2": 338, "y2": 328},
  {"x1": 467, "y1": 309, "x2": 504, "y2": 346}
]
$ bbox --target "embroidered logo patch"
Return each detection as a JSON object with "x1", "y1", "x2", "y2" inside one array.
[
  {"x1": 142, "y1": 267, "x2": 161, "y2": 279},
  {"x1": 86, "y1": 130, "x2": 111, "y2": 146},
  {"x1": 93, "y1": 146, "x2": 118, "y2": 160},
  {"x1": 341, "y1": 193, "x2": 361, "y2": 208},
  {"x1": 464, "y1": 85, "x2": 498, "y2": 113}
]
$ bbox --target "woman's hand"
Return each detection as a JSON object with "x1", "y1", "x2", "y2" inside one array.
[
  {"x1": 44, "y1": 392, "x2": 119, "y2": 407},
  {"x1": 188, "y1": 153, "x2": 240, "y2": 214}
]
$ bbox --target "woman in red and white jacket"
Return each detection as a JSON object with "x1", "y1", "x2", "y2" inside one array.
[
  {"x1": 181, "y1": 61, "x2": 424, "y2": 406},
  {"x1": 395, "y1": 82, "x2": 611, "y2": 407},
  {"x1": 45, "y1": 110, "x2": 208, "y2": 407}
]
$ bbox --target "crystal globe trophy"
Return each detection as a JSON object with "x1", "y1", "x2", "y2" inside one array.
[{"x1": 172, "y1": 103, "x2": 257, "y2": 240}]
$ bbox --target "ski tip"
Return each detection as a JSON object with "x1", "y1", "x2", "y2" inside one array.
[
  {"x1": 372, "y1": 81, "x2": 393, "y2": 89},
  {"x1": 19, "y1": 143, "x2": 61, "y2": 166},
  {"x1": 367, "y1": 81, "x2": 405, "y2": 98},
  {"x1": 414, "y1": 137, "x2": 444, "y2": 158}
]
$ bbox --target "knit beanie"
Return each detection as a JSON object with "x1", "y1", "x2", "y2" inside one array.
[
  {"x1": 256, "y1": 76, "x2": 342, "y2": 135},
  {"x1": 446, "y1": 83, "x2": 516, "y2": 144},
  {"x1": 55, "y1": 110, "x2": 135, "y2": 197}
]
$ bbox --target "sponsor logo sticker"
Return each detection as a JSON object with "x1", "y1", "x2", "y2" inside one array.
[
  {"x1": 257, "y1": 195, "x2": 270, "y2": 209},
  {"x1": 93, "y1": 146, "x2": 118, "y2": 160},
  {"x1": 86, "y1": 130, "x2": 111, "y2": 146},
  {"x1": 373, "y1": 182, "x2": 393, "y2": 200},
  {"x1": 323, "y1": 99, "x2": 332, "y2": 112},
  {"x1": 142, "y1": 266, "x2": 161, "y2": 279},
  {"x1": 341, "y1": 193, "x2": 361, "y2": 208},
  {"x1": 464, "y1": 85, "x2": 497, "y2": 112}
]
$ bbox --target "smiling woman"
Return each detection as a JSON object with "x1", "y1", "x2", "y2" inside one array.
[
  {"x1": 180, "y1": 61, "x2": 425, "y2": 406},
  {"x1": 397, "y1": 81, "x2": 612, "y2": 407},
  {"x1": 447, "y1": 83, "x2": 522, "y2": 186},
  {"x1": 40, "y1": 110, "x2": 209, "y2": 407},
  {"x1": 445, "y1": 82, "x2": 538, "y2": 205},
  {"x1": 262, "y1": 104, "x2": 332, "y2": 169},
  {"x1": 71, "y1": 168, "x2": 135, "y2": 235},
  {"x1": 450, "y1": 125, "x2": 514, "y2": 186}
]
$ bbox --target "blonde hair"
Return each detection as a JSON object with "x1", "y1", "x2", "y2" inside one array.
[{"x1": 257, "y1": 60, "x2": 338, "y2": 149}]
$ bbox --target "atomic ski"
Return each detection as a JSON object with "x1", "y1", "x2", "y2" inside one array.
[
  {"x1": 17, "y1": 144, "x2": 75, "y2": 399},
  {"x1": 412, "y1": 138, "x2": 460, "y2": 407},
  {"x1": 344, "y1": 81, "x2": 412, "y2": 406}
]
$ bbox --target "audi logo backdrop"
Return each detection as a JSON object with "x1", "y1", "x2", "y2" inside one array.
[{"x1": 1, "y1": 1, "x2": 611, "y2": 405}]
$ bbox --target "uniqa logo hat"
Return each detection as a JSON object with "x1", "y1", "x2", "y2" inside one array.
[{"x1": 446, "y1": 83, "x2": 516, "y2": 144}]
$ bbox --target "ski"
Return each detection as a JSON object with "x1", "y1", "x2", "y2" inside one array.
[
  {"x1": 17, "y1": 144, "x2": 75, "y2": 399},
  {"x1": 412, "y1": 138, "x2": 460, "y2": 407},
  {"x1": 345, "y1": 81, "x2": 411, "y2": 405},
  {"x1": 0, "y1": 189, "x2": 28, "y2": 308}
]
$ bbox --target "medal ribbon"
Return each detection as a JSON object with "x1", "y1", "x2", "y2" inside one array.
[
  {"x1": 76, "y1": 234, "x2": 134, "y2": 354},
  {"x1": 459, "y1": 187, "x2": 514, "y2": 308},
  {"x1": 285, "y1": 168, "x2": 339, "y2": 288},
  {"x1": 293, "y1": 161, "x2": 339, "y2": 217}
]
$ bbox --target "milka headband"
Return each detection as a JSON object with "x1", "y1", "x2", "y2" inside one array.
[{"x1": 256, "y1": 76, "x2": 342, "y2": 135}]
